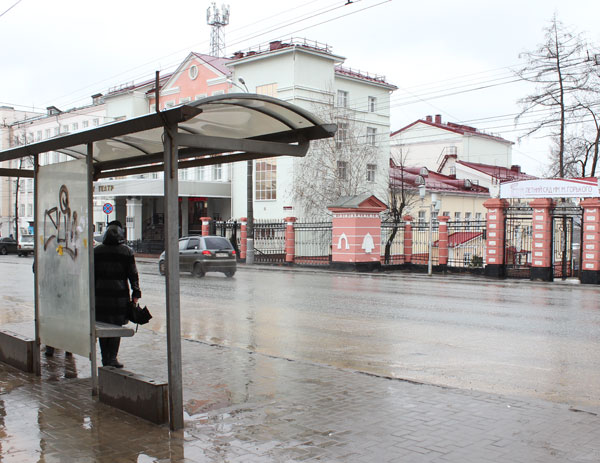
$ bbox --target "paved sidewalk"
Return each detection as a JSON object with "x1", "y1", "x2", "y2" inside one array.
[{"x1": 1, "y1": 322, "x2": 600, "y2": 462}]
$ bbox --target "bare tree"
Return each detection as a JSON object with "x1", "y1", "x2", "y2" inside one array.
[
  {"x1": 516, "y1": 15, "x2": 590, "y2": 178},
  {"x1": 383, "y1": 150, "x2": 420, "y2": 264},
  {"x1": 292, "y1": 104, "x2": 379, "y2": 216}
]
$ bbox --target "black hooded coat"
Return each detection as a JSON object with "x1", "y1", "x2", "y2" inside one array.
[{"x1": 94, "y1": 223, "x2": 141, "y2": 325}]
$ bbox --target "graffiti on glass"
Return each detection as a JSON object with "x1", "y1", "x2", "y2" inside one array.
[{"x1": 43, "y1": 185, "x2": 83, "y2": 259}]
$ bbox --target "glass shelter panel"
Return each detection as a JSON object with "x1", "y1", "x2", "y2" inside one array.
[{"x1": 37, "y1": 159, "x2": 91, "y2": 357}]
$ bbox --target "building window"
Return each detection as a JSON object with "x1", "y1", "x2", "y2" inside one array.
[
  {"x1": 368, "y1": 96, "x2": 376, "y2": 112},
  {"x1": 189, "y1": 65, "x2": 199, "y2": 80},
  {"x1": 255, "y1": 158, "x2": 277, "y2": 200},
  {"x1": 337, "y1": 90, "x2": 348, "y2": 108},
  {"x1": 335, "y1": 120, "x2": 348, "y2": 148},
  {"x1": 195, "y1": 93, "x2": 207, "y2": 100},
  {"x1": 418, "y1": 210, "x2": 426, "y2": 223},
  {"x1": 475, "y1": 212, "x2": 482, "y2": 220},
  {"x1": 366, "y1": 164, "x2": 376, "y2": 182},
  {"x1": 93, "y1": 118, "x2": 100, "y2": 127},
  {"x1": 211, "y1": 90, "x2": 224, "y2": 96},
  {"x1": 179, "y1": 169, "x2": 188, "y2": 180},
  {"x1": 337, "y1": 161, "x2": 348, "y2": 180},
  {"x1": 45, "y1": 129, "x2": 51, "y2": 138},
  {"x1": 256, "y1": 83, "x2": 278, "y2": 97},
  {"x1": 465, "y1": 212, "x2": 472, "y2": 221},
  {"x1": 164, "y1": 101, "x2": 175, "y2": 109},
  {"x1": 36, "y1": 131, "x2": 42, "y2": 141},
  {"x1": 83, "y1": 120, "x2": 89, "y2": 128},
  {"x1": 62, "y1": 125, "x2": 69, "y2": 134},
  {"x1": 180, "y1": 97, "x2": 191, "y2": 104},
  {"x1": 454, "y1": 212, "x2": 461, "y2": 221},
  {"x1": 442, "y1": 211, "x2": 450, "y2": 217},
  {"x1": 72, "y1": 122, "x2": 78, "y2": 131},
  {"x1": 27, "y1": 204, "x2": 32, "y2": 217},
  {"x1": 366, "y1": 127, "x2": 377, "y2": 146},
  {"x1": 53, "y1": 127, "x2": 60, "y2": 136},
  {"x1": 212, "y1": 164, "x2": 223, "y2": 181}
]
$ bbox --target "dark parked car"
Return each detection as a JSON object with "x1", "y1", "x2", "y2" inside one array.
[
  {"x1": 0, "y1": 237, "x2": 18, "y2": 255},
  {"x1": 159, "y1": 235, "x2": 236, "y2": 278}
]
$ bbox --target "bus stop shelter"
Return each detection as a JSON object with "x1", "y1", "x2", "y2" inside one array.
[{"x1": 0, "y1": 93, "x2": 335, "y2": 430}]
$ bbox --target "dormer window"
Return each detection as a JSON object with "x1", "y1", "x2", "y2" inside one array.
[{"x1": 189, "y1": 65, "x2": 199, "y2": 80}]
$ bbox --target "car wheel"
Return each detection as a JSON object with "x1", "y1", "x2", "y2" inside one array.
[
  {"x1": 193, "y1": 263, "x2": 205, "y2": 278},
  {"x1": 0, "y1": 247, "x2": 7, "y2": 255},
  {"x1": 18, "y1": 253, "x2": 23, "y2": 257},
  {"x1": 224, "y1": 271, "x2": 235, "y2": 278},
  {"x1": 159, "y1": 261, "x2": 165, "y2": 276}
]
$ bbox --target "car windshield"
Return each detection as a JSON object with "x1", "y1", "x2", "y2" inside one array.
[
  {"x1": 203, "y1": 237, "x2": 233, "y2": 250},
  {"x1": 20, "y1": 235, "x2": 33, "y2": 243}
]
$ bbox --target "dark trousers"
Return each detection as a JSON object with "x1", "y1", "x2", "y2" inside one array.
[{"x1": 99, "y1": 337, "x2": 121, "y2": 365}]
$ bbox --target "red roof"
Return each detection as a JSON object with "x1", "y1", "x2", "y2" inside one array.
[
  {"x1": 391, "y1": 118, "x2": 513, "y2": 144},
  {"x1": 191, "y1": 53, "x2": 231, "y2": 76},
  {"x1": 390, "y1": 163, "x2": 488, "y2": 195},
  {"x1": 434, "y1": 231, "x2": 483, "y2": 247},
  {"x1": 457, "y1": 161, "x2": 536, "y2": 182}
]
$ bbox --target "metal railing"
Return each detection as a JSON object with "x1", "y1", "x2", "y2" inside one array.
[
  {"x1": 380, "y1": 221, "x2": 405, "y2": 264},
  {"x1": 412, "y1": 221, "x2": 437, "y2": 266},
  {"x1": 253, "y1": 219, "x2": 286, "y2": 264},
  {"x1": 295, "y1": 220, "x2": 332, "y2": 266},
  {"x1": 446, "y1": 220, "x2": 486, "y2": 268}
]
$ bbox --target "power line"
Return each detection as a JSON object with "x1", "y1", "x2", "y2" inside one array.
[{"x1": 0, "y1": 0, "x2": 22, "y2": 18}]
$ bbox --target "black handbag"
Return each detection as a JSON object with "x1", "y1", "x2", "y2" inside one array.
[{"x1": 127, "y1": 302, "x2": 152, "y2": 327}]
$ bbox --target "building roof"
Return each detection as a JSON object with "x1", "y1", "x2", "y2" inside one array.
[
  {"x1": 457, "y1": 161, "x2": 536, "y2": 182},
  {"x1": 328, "y1": 194, "x2": 387, "y2": 210},
  {"x1": 390, "y1": 162, "x2": 489, "y2": 195},
  {"x1": 391, "y1": 116, "x2": 513, "y2": 145},
  {"x1": 190, "y1": 53, "x2": 231, "y2": 76},
  {"x1": 434, "y1": 231, "x2": 483, "y2": 247}
]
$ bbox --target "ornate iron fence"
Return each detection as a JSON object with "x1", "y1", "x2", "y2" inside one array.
[
  {"x1": 294, "y1": 220, "x2": 332, "y2": 266},
  {"x1": 446, "y1": 220, "x2": 486, "y2": 268},
  {"x1": 380, "y1": 221, "x2": 405, "y2": 264},
  {"x1": 253, "y1": 219, "x2": 286, "y2": 264},
  {"x1": 215, "y1": 220, "x2": 241, "y2": 254},
  {"x1": 504, "y1": 207, "x2": 533, "y2": 279},
  {"x1": 411, "y1": 221, "x2": 437, "y2": 265}
]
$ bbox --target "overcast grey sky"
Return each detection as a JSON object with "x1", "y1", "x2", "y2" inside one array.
[{"x1": 1, "y1": 0, "x2": 599, "y2": 175}]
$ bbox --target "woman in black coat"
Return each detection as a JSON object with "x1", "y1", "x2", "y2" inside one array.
[{"x1": 94, "y1": 221, "x2": 141, "y2": 368}]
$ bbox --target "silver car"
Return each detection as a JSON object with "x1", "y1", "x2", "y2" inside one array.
[
  {"x1": 18, "y1": 234, "x2": 34, "y2": 257},
  {"x1": 159, "y1": 235, "x2": 236, "y2": 278}
]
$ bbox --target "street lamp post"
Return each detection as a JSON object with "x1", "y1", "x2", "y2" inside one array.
[{"x1": 419, "y1": 185, "x2": 440, "y2": 276}]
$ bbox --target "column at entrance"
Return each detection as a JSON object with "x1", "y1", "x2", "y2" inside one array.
[
  {"x1": 126, "y1": 197, "x2": 143, "y2": 241},
  {"x1": 483, "y1": 198, "x2": 509, "y2": 278},
  {"x1": 529, "y1": 198, "x2": 554, "y2": 281},
  {"x1": 580, "y1": 198, "x2": 600, "y2": 284}
]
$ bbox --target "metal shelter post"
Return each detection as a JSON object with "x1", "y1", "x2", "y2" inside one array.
[
  {"x1": 87, "y1": 143, "x2": 99, "y2": 395},
  {"x1": 33, "y1": 154, "x2": 41, "y2": 376},
  {"x1": 163, "y1": 123, "x2": 184, "y2": 431}
]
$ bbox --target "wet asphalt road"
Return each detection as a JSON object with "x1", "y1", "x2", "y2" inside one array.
[{"x1": 2, "y1": 254, "x2": 600, "y2": 410}]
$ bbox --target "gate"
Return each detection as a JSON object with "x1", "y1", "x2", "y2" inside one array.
[
  {"x1": 552, "y1": 206, "x2": 582, "y2": 279},
  {"x1": 504, "y1": 207, "x2": 533, "y2": 279},
  {"x1": 253, "y1": 220, "x2": 286, "y2": 264},
  {"x1": 504, "y1": 204, "x2": 582, "y2": 279}
]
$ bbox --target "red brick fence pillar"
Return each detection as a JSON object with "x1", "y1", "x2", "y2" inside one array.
[
  {"x1": 284, "y1": 217, "x2": 296, "y2": 264},
  {"x1": 529, "y1": 198, "x2": 554, "y2": 282},
  {"x1": 483, "y1": 198, "x2": 509, "y2": 278},
  {"x1": 580, "y1": 198, "x2": 600, "y2": 284},
  {"x1": 403, "y1": 215, "x2": 413, "y2": 265},
  {"x1": 201, "y1": 217, "x2": 211, "y2": 236},
  {"x1": 240, "y1": 217, "x2": 247, "y2": 261},
  {"x1": 438, "y1": 215, "x2": 450, "y2": 270}
]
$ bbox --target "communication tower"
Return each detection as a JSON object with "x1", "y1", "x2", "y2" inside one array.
[{"x1": 207, "y1": 3, "x2": 230, "y2": 57}]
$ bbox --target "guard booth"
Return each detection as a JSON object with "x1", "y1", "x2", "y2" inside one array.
[{"x1": 0, "y1": 94, "x2": 335, "y2": 430}]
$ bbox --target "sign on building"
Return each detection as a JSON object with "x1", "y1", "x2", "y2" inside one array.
[{"x1": 500, "y1": 178, "x2": 600, "y2": 199}]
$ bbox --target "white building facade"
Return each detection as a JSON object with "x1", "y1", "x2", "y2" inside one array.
[
  {"x1": 228, "y1": 39, "x2": 397, "y2": 218},
  {"x1": 390, "y1": 114, "x2": 513, "y2": 173}
]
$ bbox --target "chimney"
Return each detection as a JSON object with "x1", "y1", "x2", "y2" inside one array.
[
  {"x1": 435, "y1": 114, "x2": 442, "y2": 124},
  {"x1": 511, "y1": 165, "x2": 521, "y2": 174},
  {"x1": 91, "y1": 93, "x2": 103, "y2": 105},
  {"x1": 270, "y1": 40, "x2": 282, "y2": 51},
  {"x1": 425, "y1": 115, "x2": 433, "y2": 122},
  {"x1": 232, "y1": 51, "x2": 245, "y2": 59}
]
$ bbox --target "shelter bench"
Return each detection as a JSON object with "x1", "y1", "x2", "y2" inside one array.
[
  {"x1": 0, "y1": 329, "x2": 35, "y2": 373},
  {"x1": 95, "y1": 321, "x2": 134, "y2": 338}
]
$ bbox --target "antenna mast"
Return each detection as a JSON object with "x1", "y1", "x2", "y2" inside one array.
[{"x1": 207, "y1": 3, "x2": 230, "y2": 57}]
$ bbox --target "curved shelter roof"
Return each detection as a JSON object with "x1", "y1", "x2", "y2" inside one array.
[{"x1": 0, "y1": 93, "x2": 336, "y2": 178}]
